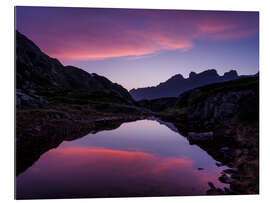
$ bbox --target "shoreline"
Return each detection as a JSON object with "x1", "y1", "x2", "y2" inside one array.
[
  {"x1": 16, "y1": 107, "x2": 258, "y2": 195},
  {"x1": 16, "y1": 108, "x2": 147, "y2": 175},
  {"x1": 157, "y1": 114, "x2": 259, "y2": 195}
]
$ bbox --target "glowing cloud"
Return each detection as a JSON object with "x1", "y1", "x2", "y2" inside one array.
[{"x1": 16, "y1": 7, "x2": 258, "y2": 61}]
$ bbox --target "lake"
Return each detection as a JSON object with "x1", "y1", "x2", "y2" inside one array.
[{"x1": 16, "y1": 119, "x2": 228, "y2": 199}]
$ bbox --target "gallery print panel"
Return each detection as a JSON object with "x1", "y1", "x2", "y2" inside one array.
[{"x1": 15, "y1": 6, "x2": 259, "y2": 199}]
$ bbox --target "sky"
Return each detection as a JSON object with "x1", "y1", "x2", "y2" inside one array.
[{"x1": 16, "y1": 7, "x2": 259, "y2": 90}]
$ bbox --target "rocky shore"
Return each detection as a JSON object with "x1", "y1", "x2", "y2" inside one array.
[
  {"x1": 157, "y1": 115, "x2": 259, "y2": 195},
  {"x1": 156, "y1": 77, "x2": 259, "y2": 195}
]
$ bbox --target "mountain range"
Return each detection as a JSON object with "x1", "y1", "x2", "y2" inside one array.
[
  {"x1": 16, "y1": 30, "x2": 257, "y2": 107},
  {"x1": 130, "y1": 69, "x2": 258, "y2": 101}
]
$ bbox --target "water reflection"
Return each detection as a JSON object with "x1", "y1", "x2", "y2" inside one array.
[{"x1": 16, "y1": 120, "x2": 227, "y2": 199}]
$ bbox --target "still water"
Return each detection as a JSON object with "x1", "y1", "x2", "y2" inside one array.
[{"x1": 16, "y1": 119, "x2": 228, "y2": 199}]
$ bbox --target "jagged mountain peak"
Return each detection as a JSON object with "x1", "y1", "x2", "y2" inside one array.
[
  {"x1": 130, "y1": 69, "x2": 254, "y2": 101},
  {"x1": 188, "y1": 69, "x2": 219, "y2": 79},
  {"x1": 169, "y1": 74, "x2": 184, "y2": 80},
  {"x1": 189, "y1": 71, "x2": 197, "y2": 78},
  {"x1": 223, "y1": 70, "x2": 238, "y2": 77}
]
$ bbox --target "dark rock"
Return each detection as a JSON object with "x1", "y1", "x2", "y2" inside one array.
[
  {"x1": 220, "y1": 147, "x2": 230, "y2": 152},
  {"x1": 207, "y1": 182, "x2": 225, "y2": 195},
  {"x1": 16, "y1": 89, "x2": 48, "y2": 108},
  {"x1": 34, "y1": 126, "x2": 41, "y2": 132},
  {"x1": 224, "y1": 187, "x2": 231, "y2": 193},
  {"x1": 223, "y1": 168, "x2": 238, "y2": 174},
  {"x1": 216, "y1": 162, "x2": 224, "y2": 167},
  {"x1": 218, "y1": 147, "x2": 235, "y2": 161},
  {"x1": 243, "y1": 148, "x2": 249, "y2": 155},
  {"x1": 188, "y1": 131, "x2": 213, "y2": 143},
  {"x1": 223, "y1": 187, "x2": 237, "y2": 195},
  {"x1": 138, "y1": 97, "x2": 177, "y2": 112},
  {"x1": 231, "y1": 173, "x2": 241, "y2": 180},
  {"x1": 230, "y1": 180, "x2": 245, "y2": 193},
  {"x1": 208, "y1": 182, "x2": 216, "y2": 189},
  {"x1": 219, "y1": 174, "x2": 234, "y2": 184}
]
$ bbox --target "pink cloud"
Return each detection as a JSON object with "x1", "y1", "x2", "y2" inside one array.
[
  {"x1": 197, "y1": 23, "x2": 236, "y2": 33},
  {"x1": 42, "y1": 28, "x2": 194, "y2": 61},
  {"x1": 209, "y1": 28, "x2": 258, "y2": 40},
  {"x1": 22, "y1": 10, "x2": 258, "y2": 61},
  {"x1": 195, "y1": 18, "x2": 257, "y2": 41}
]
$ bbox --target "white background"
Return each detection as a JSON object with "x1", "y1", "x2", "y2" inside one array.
[{"x1": 0, "y1": 0, "x2": 269, "y2": 202}]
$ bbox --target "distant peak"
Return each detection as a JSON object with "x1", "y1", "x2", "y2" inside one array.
[
  {"x1": 202, "y1": 69, "x2": 218, "y2": 74},
  {"x1": 188, "y1": 69, "x2": 219, "y2": 79},
  {"x1": 223, "y1": 70, "x2": 238, "y2": 77},
  {"x1": 170, "y1": 74, "x2": 184, "y2": 80},
  {"x1": 189, "y1": 71, "x2": 197, "y2": 78}
]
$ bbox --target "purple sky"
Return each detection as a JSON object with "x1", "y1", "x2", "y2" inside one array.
[{"x1": 16, "y1": 7, "x2": 259, "y2": 90}]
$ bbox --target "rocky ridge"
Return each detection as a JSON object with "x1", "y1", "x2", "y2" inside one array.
[{"x1": 130, "y1": 69, "x2": 257, "y2": 101}]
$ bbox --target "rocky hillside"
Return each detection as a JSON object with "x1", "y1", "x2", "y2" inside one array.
[
  {"x1": 16, "y1": 31, "x2": 134, "y2": 109},
  {"x1": 170, "y1": 76, "x2": 259, "y2": 131},
  {"x1": 157, "y1": 76, "x2": 259, "y2": 194},
  {"x1": 137, "y1": 97, "x2": 177, "y2": 112},
  {"x1": 130, "y1": 69, "x2": 257, "y2": 101}
]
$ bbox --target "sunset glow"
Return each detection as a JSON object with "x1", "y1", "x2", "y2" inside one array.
[{"x1": 16, "y1": 7, "x2": 259, "y2": 90}]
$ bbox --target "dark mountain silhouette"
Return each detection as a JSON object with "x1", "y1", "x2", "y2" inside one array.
[
  {"x1": 16, "y1": 31, "x2": 134, "y2": 108},
  {"x1": 129, "y1": 69, "x2": 257, "y2": 101}
]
